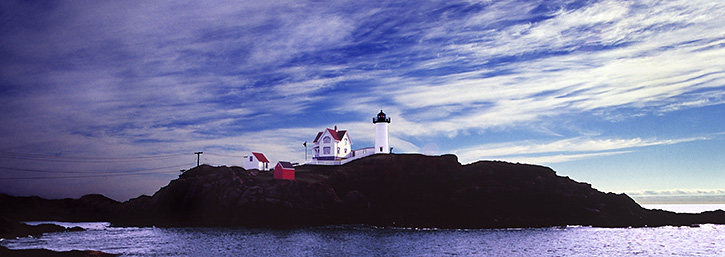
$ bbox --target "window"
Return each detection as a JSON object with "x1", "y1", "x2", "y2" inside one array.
[
  {"x1": 323, "y1": 136, "x2": 331, "y2": 143},
  {"x1": 380, "y1": 147, "x2": 383, "y2": 152},
  {"x1": 249, "y1": 156, "x2": 253, "y2": 162},
  {"x1": 344, "y1": 148, "x2": 347, "y2": 153},
  {"x1": 344, "y1": 138, "x2": 348, "y2": 145},
  {"x1": 323, "y1": 147, "x2": 331, "y2": 154},
  {"x1": 337, "y1": 147, "x2": 340, "y2": 154}
]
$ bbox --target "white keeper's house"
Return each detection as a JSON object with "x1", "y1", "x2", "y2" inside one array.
[{"x1": 312, "y1": 126, "x2": 352, "y2": 161}]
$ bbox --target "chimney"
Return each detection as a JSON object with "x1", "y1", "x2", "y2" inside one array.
[{"x1": 334, "y1": 125, "x2": 337, "y2": 131}]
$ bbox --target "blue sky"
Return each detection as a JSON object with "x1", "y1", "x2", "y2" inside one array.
[{"x1": 0, "y1": 0, "x2": 723, "y2": 202}]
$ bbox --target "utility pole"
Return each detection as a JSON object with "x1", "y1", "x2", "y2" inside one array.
[{"x1": 195, "y1": 152, "x2": 203, "y2": 167}]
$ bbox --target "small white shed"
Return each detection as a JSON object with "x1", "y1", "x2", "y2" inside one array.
[{"x1": 243, "y1": 152, "x2": 270, "y2": 171}]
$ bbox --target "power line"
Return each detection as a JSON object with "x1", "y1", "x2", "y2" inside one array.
[
  {"x1": 0, "y1": 163, "x2": 195, "y2": 180},
  {"x1": 0, "y1": 150, "x2": 246, "y2": 180},
  {"x1": 0, "y1": 151, "x2": 187, "y2": 163},
  {"x1": 0, "y1": 151, "x2": 187, "y2": 159},
  {"x1": 0, "y1": 163, "x2": 195, "y2": 174},
  {"x1": 205, "y1": 153, "x2": 244, "y2": 158},
  {"x1": 0, "y1": 171, "x2": 180, "y2": 180}
]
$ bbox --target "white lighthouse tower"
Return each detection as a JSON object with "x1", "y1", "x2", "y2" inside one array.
[{"x1": 373, "y1": 110, "x2": 391, "y2": 154}]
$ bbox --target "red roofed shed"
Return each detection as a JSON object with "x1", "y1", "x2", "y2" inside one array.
[{"x1": 274, "y1": 161, "x2": 295, "y2": 180}]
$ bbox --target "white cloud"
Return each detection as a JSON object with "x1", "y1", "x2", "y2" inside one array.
[
  {"x1": 453, "y1": 136, "x2": 707, "y2": 164},
  {"x1": 490, "y1": 151, "x2": 632, "y2": 165},
  {"x1": 5, "y1": 0, "x2": 722, "y2": 144},
  {"x1": 371, "y1": 0, "x2": 725, "y2": 139}
]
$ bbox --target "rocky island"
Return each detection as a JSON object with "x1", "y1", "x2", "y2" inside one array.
[{"x1": 2, "y1": 154, "x2": 724, "y2": 229}]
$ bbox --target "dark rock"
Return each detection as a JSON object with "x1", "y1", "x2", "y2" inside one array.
[
  {"x1": 67, "y1": 226, "x2": 85, "y2": 232},
  {"x1": 0, "y1": 245, "x2": 117, "y2": 257},
  {"x1": 3, "y1": 154, "x2": 724, "y2": 228},
  {"x1": 110, "y1": 154, "x2": 725, "y2": 228},
  {"x1": 0, "y1": 193, "x2": 122, "y2": 222},
  {"x1": 0, "y1": 218, "x2": 85, "y2": 239}
]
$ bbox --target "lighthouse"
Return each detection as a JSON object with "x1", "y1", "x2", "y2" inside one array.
[{"x1": 373, "y1": 110, "x2": 391, "y2": 154}]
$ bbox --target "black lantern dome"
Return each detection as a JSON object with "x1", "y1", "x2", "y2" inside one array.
[{"x1": 373, "y1": 110, "x2": 391, "y2": 123}]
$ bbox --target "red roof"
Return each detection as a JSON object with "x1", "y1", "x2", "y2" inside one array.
[
  {"x1": 313, "y1": 128, "x2": 347, "y2": 143},
  {"x1": 252, "y1": 152, "x2": 269, "y2": 163},
  {"x1": 331, "y1": 129, "x2": 346, "y2": 141}
]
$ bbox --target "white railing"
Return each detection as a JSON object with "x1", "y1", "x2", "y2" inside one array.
[
  {"x1": 307, "y1": 147, "x2": 377, "y2": 166},
  {"x1": 306, "y1": 159, "x2": 344, "y2": 165}
]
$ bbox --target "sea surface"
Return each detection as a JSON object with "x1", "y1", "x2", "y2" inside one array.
[{"x1": 2, "y1": 204, "x2": 724, "y2": 256}]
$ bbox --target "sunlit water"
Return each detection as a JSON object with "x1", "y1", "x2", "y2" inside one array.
[{"x1": 2, "y1": 204, "x2": 724, "y2": 256}]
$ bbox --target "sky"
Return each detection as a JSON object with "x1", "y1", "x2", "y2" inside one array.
[{"x1": 0, "y1": 0, "x2": 723, "y2": 202}]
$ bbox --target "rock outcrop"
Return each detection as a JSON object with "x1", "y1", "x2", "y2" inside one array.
[
  {"x1": 0, "y1": 217, "x2": 83, "y2": 239},
  {"x1": 0, "y1": 245, "x2": 117, "y2": 257},
  {"x1": 0, "y1": 194, "x2": 121, "y2": 222},
  {"x1": 3, "y1": 154, "x2": 724, "y2": 228},
  {"x1": 0, "y1": 217, "x2": 112, "y2": 256},
  {"x1": 114, "y1": 154, "x2": 725, "y2": 228}
]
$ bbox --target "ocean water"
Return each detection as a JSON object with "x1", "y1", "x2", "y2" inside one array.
[
  {"x1": 3, "y1": 223, "x2": 725, "y2": 256},
  {"x1": 2, "y1": 204, "x2": 724, "y2": 256}
]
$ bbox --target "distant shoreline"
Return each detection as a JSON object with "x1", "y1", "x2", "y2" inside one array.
[
  {"x1": 641, "y1": 203, "x2": 725, "y2": 214},
  {"x1": 632, "y1": 196, "x2": 725, "y2": 205}
]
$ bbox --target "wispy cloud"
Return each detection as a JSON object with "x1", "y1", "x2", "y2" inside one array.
[
  {"x1": 377, "y1": 0, "x2": 725, "y2": 138},
  {"x1": 491, "y1": 151, "x2": 632, "y2": 165},
  {"x1": 454, "y1": 136, "x2": 707, "y2": 164}
]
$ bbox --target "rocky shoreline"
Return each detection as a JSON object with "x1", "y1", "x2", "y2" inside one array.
[
  {"x1": 2, "y1": 154, "x2": 724, "y2": 229},
  {"x1": 0, "y1": 245, "x2": 117, "y2": 257},
  {"x1": 0, "y1": 218, "x2": 83, "y2": 239},
  {"x1": 0, "y1": 218, "x2": 116, "y2": 257}
]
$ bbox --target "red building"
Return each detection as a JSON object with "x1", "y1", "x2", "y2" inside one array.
[{"x1": 274, "y1": 161, "x2": 295, "y2": 180}]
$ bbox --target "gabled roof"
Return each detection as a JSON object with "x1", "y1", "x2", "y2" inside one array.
[
  {"x1": 313, "y1": 132, "x2": 323, "y2": 143},
  {"x1": 277, "y1": 161, "x2": 294, "y2": 169},
  {"x1": 313, "y1": 128, "x2": 348, "y2": 143},
  {"x1": 333, "y1": 129, "x2": 347, "y2": 141},
  {"x1": 252, "y1": 152, "x2": 269, "y2": 163}
]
